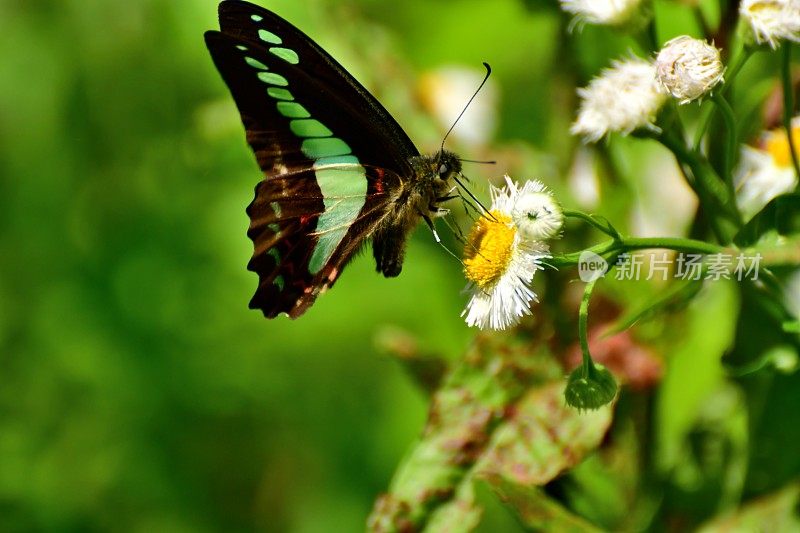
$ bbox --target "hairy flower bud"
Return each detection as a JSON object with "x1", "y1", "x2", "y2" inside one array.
[{"x1": 655, "y1": 36, "x2": 724, "y2": 104}]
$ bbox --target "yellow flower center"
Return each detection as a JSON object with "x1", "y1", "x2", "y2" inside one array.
[
  {"x1": 463, "y1": 210, "x2": 516, "y2": 289},
  {"x1": 764, "y1": 124, "x2": 800, "y2": 168}
]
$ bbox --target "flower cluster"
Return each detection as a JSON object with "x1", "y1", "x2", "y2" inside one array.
[{"x1": 461, "y1": 177, "x2": 562, "y2": 330}]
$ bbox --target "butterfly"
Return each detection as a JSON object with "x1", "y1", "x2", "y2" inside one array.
[{"x1": 205, "y1": 0, "x2": 465, "y2": 318}]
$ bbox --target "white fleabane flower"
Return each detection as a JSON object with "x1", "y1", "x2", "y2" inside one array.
[
  {"x1": 735, "y1": 122, "x2": 800, "y2": 219},
  {"x1": 571, "y1": 57, "x2": 667, "y2": 143},
  {"x1": 461, "y1": 178, "x2": 553, "y2": 330},
  {"x1": 559, "y1": 0, "x2": 650, "y2": 29},
  {"x1": 740, "y1": 0, "x2": 800, "y2": 49},
  {"x1": 655, "y1": 36, "x2": 724, "y2": 104}
]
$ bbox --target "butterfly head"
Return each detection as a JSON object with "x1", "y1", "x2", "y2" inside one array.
[{"x1": 435, "y1": 149, "x2": 462, "y2": 184}]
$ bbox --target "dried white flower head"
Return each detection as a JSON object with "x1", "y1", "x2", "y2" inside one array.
[
  {"x1": 655, "y1": 36, "x2": 724, "y2": 104},
  {"x1": 735, "y1": 121, "x2": 800, "y2": 219},
  {"x1": 559, "y1": 0, "x2": 650, "y2": 29},
  {"x1": 461, "y1": 177, "x2": 553, "y2": 330},
  {"x1": 740, "y1": 0, "x2": 800, "y2": 49},
  {"x1": 510, "y1": 180, "x2": 564, "y2": 241},
  {"x1": 571, "y1": 57, "x2": 667, "y2": 143}
]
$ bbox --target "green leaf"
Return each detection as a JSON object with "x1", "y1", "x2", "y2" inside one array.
[
  {"x1": 478, "y1": 382, "x2": 614, "y2": 485},
  {"x1": 698, "y1": 482, "x2": 800, "y2": 532},
  {"x1": 656, "y1": 280, "x2": 740, "y2": 471},
  {"x1": 734, "y1": 193, "x2": 800, "y2": 247},
  {"x1": 482, "y1": 475, "x2": 604, "y2": 533}
]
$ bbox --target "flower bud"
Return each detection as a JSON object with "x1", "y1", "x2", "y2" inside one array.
[
  {"x1": 655, "y1": 36, "x2": 724, "y2": 104},
  {"x1": 564, "y1": 363, "x2": 618, "y2": 410},
  {"x1": 510, "y1": 180, "x2": 564, "y2": 241}
]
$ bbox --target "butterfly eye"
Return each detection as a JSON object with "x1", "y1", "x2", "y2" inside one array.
[{"x1": 438, "y1": 163, "x2": 449, "y2": 177}]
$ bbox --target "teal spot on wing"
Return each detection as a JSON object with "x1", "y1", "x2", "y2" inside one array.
[
  {"x1": 236, "y1": 44, "x2": 248, "y2": 51},
  {"x1": 316, "y1": 155, "x2": 360, "y2": 166},
  {"x1": 290, "y1": 119, "x2": 333, "y2": 138},
  {"x1": 276, "y1": 101, "x2": 310, "y2": 118},
  {"x1": 274, "y1": 275, "x2": 285, "y2": 290},
  {"x1": 302, "y1": 138, "x2": 352, "y2": 159},
  {"x1": 244, "y1": 56, "x2": 268, "y2": 70},
  {"x1": 258, "y1": 29, "x2": 282, "y2": 45},
  {"x1": 257, "y1": 72, "x2": 288, "y2": 86},
  {"x1": 308, "y1": 165, "x2": 368, "y2": 274},
  {"x1": 269, "y1": 47, "x2": 299, "y2": 64},
  {"x1": 267, "y1": 87, "x2": 294, "y2": 101},
  {"x1": 251, "y1": 14, "x2": 263, "y2": 22},
  {"x1": 268, "y1": 248, "x2": 280, "y2": 262}
]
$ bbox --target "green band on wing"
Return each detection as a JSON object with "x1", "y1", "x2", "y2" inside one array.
[
  {"x1": 276, "y1": 101, "x2": 310, "y2": 118},
  {"x1": 267, "y1": 223, "x2": 280, "y2": 233},
  {"x1": 270, "y1": 201, "x2": 282, "y2": 218},
  {"x1": 251, "y1": 14, "x2": 263, "y2": 22},
  {"x1": 301, "y1": 138, "x2": 352, "y2": 159},
  {"x1": 258, "y1": 29, "x2": 282, "y2": 45},
  {"x1": 315, "y1": 155, "x2": 360, "y2": 166},
  {"x1": 274, "y1": 275, "x2": 285, "y2": 290},
  {"x1": 268, "y1": 248, "x2": 280, "y2": 262},
  {"x1": 244, "y1": 56, "x2": 268, "y2": 70},
  {"x1": 267, "y1": 87, "x2": 294, "y2": 101},
  {"x1": 269, "y1": 47, "x2": 300, "y2": 65},
  {"x1": 290, "y1": 119, "x2": 333, "y2": 138},
  {"x1": 235, "y1": 44, "x2": 248, "y2": 51},
  {"x1": 257, "y1": 72, "x2": 288, "y2": 86},
  {"x1": 308, "y1": 165, "x2": 368, "y2": 274}
]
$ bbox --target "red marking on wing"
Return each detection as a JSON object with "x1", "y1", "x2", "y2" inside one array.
[{"x1": 374, "y1": 168, "x2": 385, "y2": 194}]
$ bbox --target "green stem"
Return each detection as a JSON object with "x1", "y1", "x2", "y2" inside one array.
[
  {"x1": 693, "y1": 46, "x2": 755, "y2": 151},
  {"x1": 693, "y1": 5, "x2": 711, "y2": 38},
  {"x1": 712, "y1": 93, "x2": 740, "y2": 205},
  {"x1": 549, "y1": 236, "x2": 726, "y2": 268},
  {"x1": 655, "y1": 130, "x2": 738, "y2": 241},
  {"x1": 781, "y1": 43, "x2": 800, "y2": 181},
  {"x1": 563, "y1": 210, "x2": 622, "y2": 240},
  {"x1": 579, "y1": 279, "x2": 597, "y2": 377}
]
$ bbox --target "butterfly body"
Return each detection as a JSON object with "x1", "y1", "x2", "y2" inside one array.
[{"x1": 205, "y1": 1, "x2": 461, "y2": 318}]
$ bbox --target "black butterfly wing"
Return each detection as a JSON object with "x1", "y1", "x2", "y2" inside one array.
[{"x1": 205, "y1": 1, "x2": 418, "y2": 318}]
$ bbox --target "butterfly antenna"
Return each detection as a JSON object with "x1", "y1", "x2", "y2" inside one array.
[
  {"x1": 457, "y1": 158, "x2": 497, "y2": 165},
  {"x1": 454, "y1": 172, "x2": 496, "y2": 221},
  {"x1": 439, "y1": 62, "x2": 492, "y2": 157}
]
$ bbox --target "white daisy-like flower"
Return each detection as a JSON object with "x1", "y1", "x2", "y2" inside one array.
[
  {"x1": 571, "y1": 57, "x2": 667, "y2": 143},
  {"x1": 559, "y1": 0, "x2": 650, "y2": 29},
  {"x1": 461, "y1": 177, "x2": 553, "y2": 330},
  {"x1": 655, "y1": 36, "x2": 724, "y2": 104},
  {"x1": 740, "y1": 0, "x2": 800, "y2": 49},
  {"x1": 735, "y1": 122, "x2": 800, "y2": 219}
]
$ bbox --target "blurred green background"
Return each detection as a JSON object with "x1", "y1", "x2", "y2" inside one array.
[
  {"x1": 2, "y1": 0, "x2": 799, "y2": 531},
  {"x1": 0, "y1": 1, "x2": 552, "y2": 530}
]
